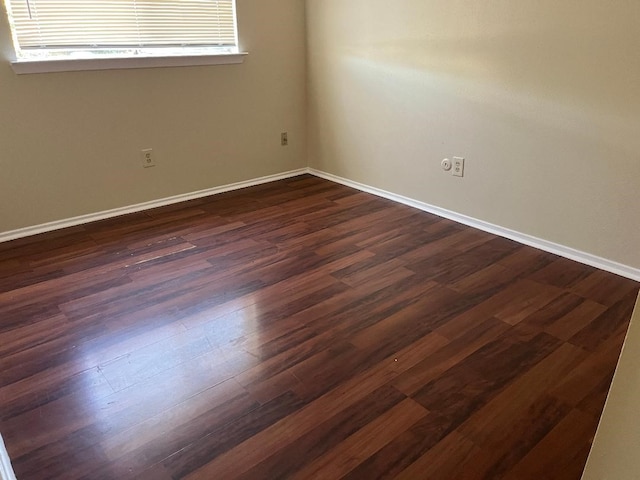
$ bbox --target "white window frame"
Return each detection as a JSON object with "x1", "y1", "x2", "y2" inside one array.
[{"x1": 2, "y1": 0, "x2": 247, "y2": 74}]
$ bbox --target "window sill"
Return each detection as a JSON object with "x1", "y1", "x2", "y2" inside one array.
[{"x1": 10, "y1": 52, "x2": 248, "y2": 75}]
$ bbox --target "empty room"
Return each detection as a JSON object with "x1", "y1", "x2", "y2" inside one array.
[{"x1": 0, "y1": 1, "x2": 639, "y2": 479}]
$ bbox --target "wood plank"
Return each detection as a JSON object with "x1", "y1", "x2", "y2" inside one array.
[
  {"x1": 502, "y1": 409, "x2": 597, "y2": 480},
  {"x1": 287, "y1": 398, "x2": 427, "y2": 480},
  {"x1": 392, "y1": 316, "x2": 510, "y2": 396},
  {"x1": 236, "y1": 385, "x2": 407, "y2": 479},
  {"x1": 457, "y1": 342, "x2": 585, "y2": 445},
  {"x1": 393, "y1": 430, "x2": 478, "y2": 480}
]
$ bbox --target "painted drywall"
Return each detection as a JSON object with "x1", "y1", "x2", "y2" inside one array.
[
  {"x1": 0, "y1": 0, "x2": 307, "y2": 232},
  {"x1": 582, "y1": 294, "x2": 640, "y2": 480},
  {"x1": 305, "y1": 0, "x2": 640, "y2": 269}
]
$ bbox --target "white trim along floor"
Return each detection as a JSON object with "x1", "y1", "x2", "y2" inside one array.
[
  {"x1": 0, "y1": 435, "x2": 16, "y2": 480},
  {"x1": 1, "y1": 167, "x2": 638, "y2": 282}
]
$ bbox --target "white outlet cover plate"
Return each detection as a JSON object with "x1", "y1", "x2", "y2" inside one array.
[
  {"x1": 452, "y1": 157, "x2": 464, "y2": 177},
  {"x1": 141, "y1": 149, "x2": 155, "y2": 168}
]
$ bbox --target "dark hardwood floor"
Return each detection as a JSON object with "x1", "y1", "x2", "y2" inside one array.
[{"x1": 0, "y1": 174, "x2": 637, "y2": 479}]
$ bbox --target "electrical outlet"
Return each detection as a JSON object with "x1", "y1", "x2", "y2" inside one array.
[
  {"x1": 452, "y1": 157, "x2": 464, "y2": 177},
  {"x1": 141, "y1": 148, "x2": 155, "y2": 168},
  {"x1": 441, "y1": 158, "x2": 452, "y2": 172},
  {"x1": 281, "y1": 132, "x2": 288, "y2": 146}
]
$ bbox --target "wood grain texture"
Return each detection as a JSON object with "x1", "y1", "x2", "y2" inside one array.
[{"x1": 0, "y1": 175, "x2": 637, "y2": 479}]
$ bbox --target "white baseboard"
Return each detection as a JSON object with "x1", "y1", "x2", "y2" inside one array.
[
  {"x1": 2, "y1": 165, "x2": 638, "y2": 282},
  {"x1": 0, "y1": 168, "x2": 308, "y2": 244},
  {"x1": 0, "y1": 435, "x2": 16, "y2": 480},
  {"x1": 308, "y1": 168, "x2": 640, "y2": 282}
]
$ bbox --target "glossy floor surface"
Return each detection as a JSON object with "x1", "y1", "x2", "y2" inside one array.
[{"x1": 1, "y1": 175, "x2": 638, "y2": 479}]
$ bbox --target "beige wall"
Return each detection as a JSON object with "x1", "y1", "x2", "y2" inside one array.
[
  {"x1": 306, "y1": 0, "x2": 640, "y2": 269},
  {"x1": 0, "y1": 0, "x2": 307, "y2": 232},
  {"x1": 582, "y1": 294, "x2": 640, "y2": 480}
]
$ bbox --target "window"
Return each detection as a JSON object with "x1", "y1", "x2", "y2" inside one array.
[{"x1": 3, "y1": 0, "x2": 245, "y2": 73}]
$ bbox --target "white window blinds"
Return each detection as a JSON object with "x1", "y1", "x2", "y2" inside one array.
[{"x1": 4, "y1": 0, "x2": 238, "y2": 58}]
